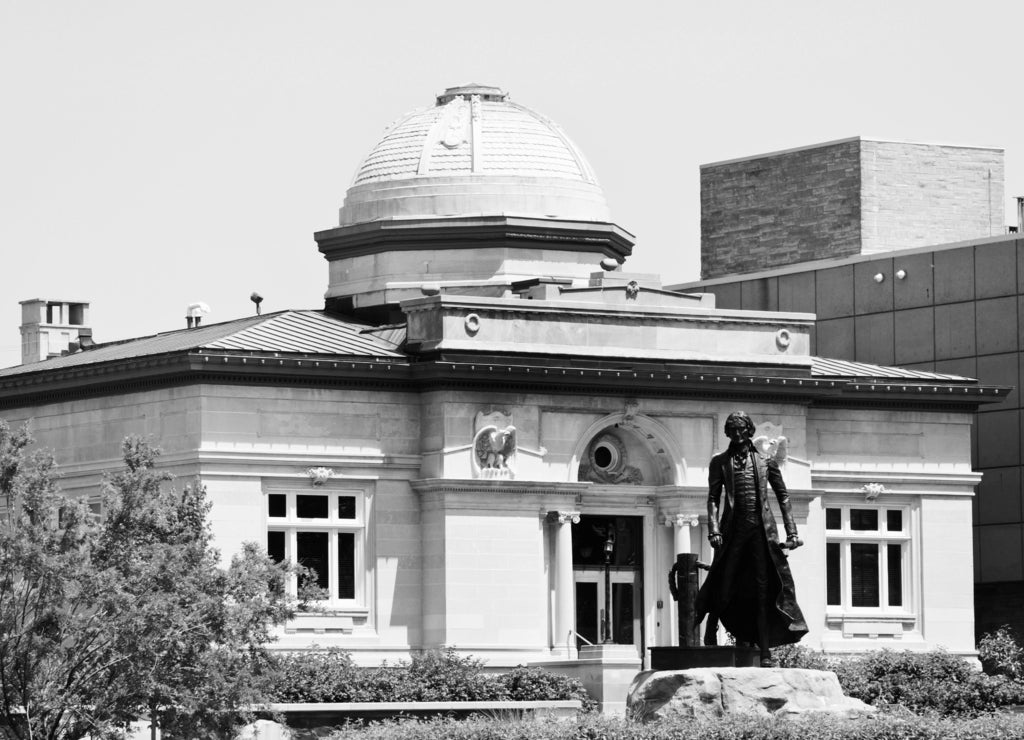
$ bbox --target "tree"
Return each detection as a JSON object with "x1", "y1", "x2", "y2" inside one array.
[{"x1": 0, "y1": 422, "x2": 300, "y2": 739}]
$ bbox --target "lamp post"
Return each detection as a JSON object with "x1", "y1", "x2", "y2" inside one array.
[{"x1": 602, "y1": 526, "x2": 616, "y2": 643}]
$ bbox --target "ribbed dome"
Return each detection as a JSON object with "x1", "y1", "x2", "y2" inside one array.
[{"x1": 338, "y1": 85, "x2": 611, "y2": 225}]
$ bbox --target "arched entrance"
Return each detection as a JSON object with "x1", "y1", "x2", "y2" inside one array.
[{"x1": 568, "y1": 410, "x2": 685, "y2": 657}]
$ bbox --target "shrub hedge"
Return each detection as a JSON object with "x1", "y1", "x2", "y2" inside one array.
[
  {"x1": 269, "y1": 648, "x2": 595, "y2": 710},
  {"x1": 324, "y1": 712, "x2": 1024, "y2": 740},
  {"x1": 979, "y1": 625, "x2": 1024, "y2": 679},
  {"x1": 771, "y1": 643, "x2": 1024, "y2": 717}
]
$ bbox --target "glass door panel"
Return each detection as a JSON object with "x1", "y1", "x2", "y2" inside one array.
[{"x1": 575, "y1": 581, "x2": 599, "y2": 648}]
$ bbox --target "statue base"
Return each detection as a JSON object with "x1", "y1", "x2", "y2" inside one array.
[
  {"x1": 628, "y1": 667, "x2": 875, "y2": 722},
  {"x1": 649, "y1": 646, "x2": 760, "y2": 670}
]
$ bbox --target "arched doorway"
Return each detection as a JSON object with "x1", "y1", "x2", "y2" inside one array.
[{"x1": 569, "y1": 412, "x2": 684, "y2": 657}]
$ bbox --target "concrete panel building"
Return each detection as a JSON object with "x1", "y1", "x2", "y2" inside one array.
[{"x1": 0, "y1": 91, "x2": 1001, "y2": 710}]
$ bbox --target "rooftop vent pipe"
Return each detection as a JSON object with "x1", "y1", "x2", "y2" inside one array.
[{"x1": 185, "y1": 301, "x2": 211, "y2": 328}]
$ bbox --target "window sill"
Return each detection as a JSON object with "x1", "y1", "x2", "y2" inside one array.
[
  {"x1": 826, "y1": 612, "x2": 917, "y2": 638},
  {"x1": 286, "y1": 609, "x2": 370, "y2": 634}
]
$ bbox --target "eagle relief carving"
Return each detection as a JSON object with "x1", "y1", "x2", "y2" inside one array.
[
  {"x1": 753, "y1": 421, "x2": 788, "y2": 463},
  {"x1": 473, "y1": 411, "x2": 517, "y2": 479}
]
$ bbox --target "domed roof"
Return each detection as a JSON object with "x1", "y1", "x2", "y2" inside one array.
[{"x1": 338, "y1": 85, "x2": 611, "y2": 226}]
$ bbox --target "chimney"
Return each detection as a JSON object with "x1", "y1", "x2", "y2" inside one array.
[{"x1": 19, "y1": 299, "x2": 92, "y2": 365}]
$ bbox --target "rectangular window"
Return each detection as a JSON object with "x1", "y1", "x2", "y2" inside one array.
[
  {"x1": 268, "y1": 494, "x2": 287, "y2": 518},
  {"x1": 267, "y1": 530, "x2": 285, "y2": 563},
  {"x1": 338, "y1": 532, "x2": 355, "y2": 599},
  {"x1": 826, "y1": 504, "x2": 910, "y2": 615},
  {"x1": 296, "y1": 495, "x2": 329, "y2": 519},
  {"x1": 826, "y1": 542, "x2": 841, "y2": 605},
  {"x1": 888, "y1": 544, "x2": 903, "y2": 606},
  {"x1": 850, "y1": 509, "x2": 878, "y2": 531},
  {"x1": 266, "y1": 490, "x2": 365, "y2": 606},
  {"x1": 297, "y1": 531, "x2": 329, "y2": 589},
  {"x1": 339, "y1": 496, "x2": 357, "y2": 519},
  {"x1": 850, "y1": 543, "x2": 880, "y2": 607}
]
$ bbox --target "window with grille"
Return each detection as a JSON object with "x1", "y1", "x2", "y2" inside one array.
[
  {"x1": 266, "y1": 490, "x2": 364, "y2": 605},
  {"x1": 825, "y1": 504, "x2": 909, "y2": 612}
]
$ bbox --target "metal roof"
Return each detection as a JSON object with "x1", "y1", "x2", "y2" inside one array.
[
  {"x1": 811, "y1": 357, "x2": 972, "y2": 382},
  {"x1": 0, "y1": 310, "x2": 404, "y2": 378}
]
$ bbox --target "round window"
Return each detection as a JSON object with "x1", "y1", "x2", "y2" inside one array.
[{"x1": 592, "y1": 440, "x2": 620, "y2": 471}]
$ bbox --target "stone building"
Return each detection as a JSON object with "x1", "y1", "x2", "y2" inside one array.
[
  {"x1": 680, "y1": 138, "x2": 1022, "y2": 639},
  {"x1": 0, "y1": 89, "x2": 1002, "y2": 710}
]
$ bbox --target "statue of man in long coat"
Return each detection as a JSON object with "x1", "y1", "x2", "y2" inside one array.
[{"x1": 695, "y1": 411, "x2": 808, "y2": 666}]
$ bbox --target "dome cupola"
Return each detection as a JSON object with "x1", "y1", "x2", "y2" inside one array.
[
  {"x1": 338, "y1": 84, "x2": 610, "y2": 225},
  {"x1": 316, "y1": 85, "x2": 634, "y2": 320}
]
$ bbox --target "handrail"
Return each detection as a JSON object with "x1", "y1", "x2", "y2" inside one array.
[{"x1": 569, "y1": 630, "x2": 594, "y2": 646}]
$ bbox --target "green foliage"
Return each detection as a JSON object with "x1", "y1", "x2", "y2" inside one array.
[
  {"x1": 771, "y1": 644, "x2": 1024, "y2": 717},
  {"x1": 270, "y1": 648, "x2": 594, "y2": 710},
  {"x1": 0, "y1": 422, "x2": 299, "y2": 740},
  {"x1": 499, "y1": 666, "x2": 595, "y2": 711},
  {"x1": 320, "y1": 712, "x2": 1024, "y2": 740},
  {"x1": 771, "y1": 643, "x2": 832, "y2": 671},
  {"x1": 979, "y1": 626, "x2": 1024, "y2": 679}
]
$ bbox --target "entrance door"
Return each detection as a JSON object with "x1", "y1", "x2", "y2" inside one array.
[{"x1": 571, "y1": 515, "x2": 643, "y2": 653}]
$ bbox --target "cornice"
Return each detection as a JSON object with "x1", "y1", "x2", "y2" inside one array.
[
  {"x1": 410, "y1": 478, "x2": 589, "y2": 496},
  {"x1": 315, "y1": 215, "x2": 635, "y2": 261},
  {"x1": 0, "y1": 351, "x2": 1002, "y2": 413},
  {"x1": 400, "y1": 294, "x2": 816, "y2": 329},
  {"x1": 812, "y1": 469, "x2": 982, "y2": 488},
  {"x1": 0, "y1": 351, "x2": 413, "y2": 408}
]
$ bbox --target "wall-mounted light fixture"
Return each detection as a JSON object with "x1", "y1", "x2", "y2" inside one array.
[
  {"x1": 895, "y1": 269, "x2": 907, "y2": 280},
  {"x1": 873, "y1": 273, "x2": 885, "y2": 284}
]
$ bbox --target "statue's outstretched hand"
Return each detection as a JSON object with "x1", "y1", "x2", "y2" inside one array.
[
  {"x1": 709, "y1": 533, "x2": 723, "y2": 550},
  {"x1": 786, "y1": 534, "x2": 802, "y2": 550}
]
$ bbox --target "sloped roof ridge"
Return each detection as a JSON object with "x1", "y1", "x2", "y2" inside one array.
[
  {"x1": 811, "y1": 356, "x2": 973, "y2": 382},
  {"x1": 0, "y1": 310, "x2": 403, "y2": 378}
]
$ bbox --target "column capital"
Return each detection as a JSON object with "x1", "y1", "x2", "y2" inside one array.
[
  {"x1": 547, "y1": 510, "x2": 581, "y2": 525},
  {"x1": 662, "y1": 513, "x2": 700, "y2": 528}
]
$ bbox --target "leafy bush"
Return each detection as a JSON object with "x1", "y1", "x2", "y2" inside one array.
[
  {"x1": 394, "y1": 649, "x2": 497, "y2": 702},
  {"x1": 270, "y1": 648, "x2": 593, "y2": 708},
  {"x1": 979, "y1": 625, "x2": 1024, "y2": 679},
  {"x1": 771, "y1": 643, "x2": 832, "y2": 670},
  {"x1": 322, "y1": 712, "x2": 1024, "y2": 740},
  {"x1": 499, "y1": 666, "x2": 596, "y2": 712},
  {"x1": 774, "y1": 644, "x2": 1024, "y2": 717},
  {"x1": 273, "y1": 648, "x2": 364, "y2": 702}
]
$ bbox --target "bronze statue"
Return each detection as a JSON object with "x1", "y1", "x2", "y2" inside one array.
[{"x1": 695, "y1": 411, "x2": 808, "y2": 666}]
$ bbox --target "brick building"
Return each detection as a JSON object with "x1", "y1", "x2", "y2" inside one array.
[{"x1": 700, "y1": 137, "x2": 1004, "y2": 279}]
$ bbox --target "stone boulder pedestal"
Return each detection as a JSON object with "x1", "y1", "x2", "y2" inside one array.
[{"x1": 627, "y1": 667, "x2": 874, "y2": 722}]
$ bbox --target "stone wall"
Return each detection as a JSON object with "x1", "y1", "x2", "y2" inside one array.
[
  {"x1": 861, "y1": 140, "x2": 1004, "y2": 254},
  {"x1": 700, "y1": 139, "x2": 862, "y2": 279},
  {"x1": 699, "y1": 138, "x2": 1005, "y2": 280}
]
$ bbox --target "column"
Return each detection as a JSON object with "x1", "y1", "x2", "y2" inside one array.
[
  {"x1": 665, "y1": 513, "x2": 700, "y2": 555},
  {"x1": 663, "y1": 513, "x2": 701, "y2": 647},
  {"x1": 547, "y1": 510, "x2": 580, "y2": 659}
]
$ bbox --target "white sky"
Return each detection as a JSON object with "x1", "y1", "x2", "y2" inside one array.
[{"x1": 2, "y1": 1, "x2": 1023, "y2": 368}]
